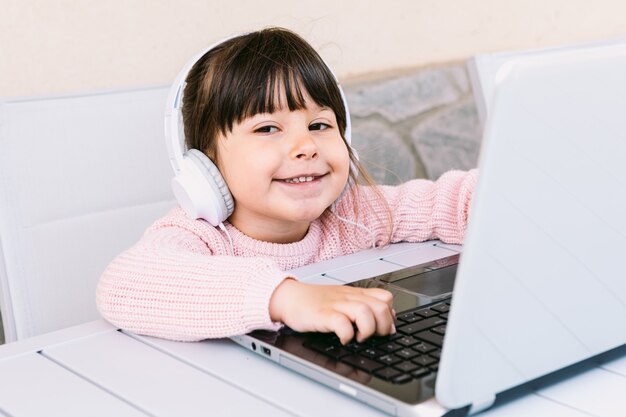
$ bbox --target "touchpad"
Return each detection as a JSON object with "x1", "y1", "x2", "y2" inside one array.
[
  {"x1": 386, "y1": 264, "x2": 457, "y2": 296},
  {"x1": 375, "y1": 256, "x2": 458, "y2": 297}
]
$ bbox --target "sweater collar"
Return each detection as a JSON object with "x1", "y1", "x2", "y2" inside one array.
[{"x1": 224, "y1": 220, "x2": 322, "y2": 258}]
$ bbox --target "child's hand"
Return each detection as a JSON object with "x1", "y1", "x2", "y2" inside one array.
[{"x1": 269, "y1": 279, "x2": 395, "y2": 345}]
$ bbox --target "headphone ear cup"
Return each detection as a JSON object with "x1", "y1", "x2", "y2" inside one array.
[
  {"x1": 172, "y1": 149, "x2": 234, "y2": 226},
  {"x1": 186, "y1": 148, "x2": 235, "y2": 217}
]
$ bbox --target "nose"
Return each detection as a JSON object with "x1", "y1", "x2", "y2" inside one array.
[{"x1": 289, "y1": 129, "x2": 318, "y2": 160}]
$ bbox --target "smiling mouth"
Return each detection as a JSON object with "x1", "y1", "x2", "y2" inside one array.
[{"x1": 277, "y1": 173, "x2": 326, "y2": 184}]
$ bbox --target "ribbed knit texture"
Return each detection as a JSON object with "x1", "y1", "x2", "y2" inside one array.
[{"x1": 96, "y1": 169, "x2": 477, "y2": 341}]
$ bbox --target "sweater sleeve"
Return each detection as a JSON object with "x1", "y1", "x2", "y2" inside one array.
[
  {"x1": 386, "y1": 169, "x2": 477, "y2": 244},
  {"x1": 96, "y1": 226, "x2": 289, "y2": 342},
  {"x1": 337, "y1": 169, "x2": 477, "y2": 246}
]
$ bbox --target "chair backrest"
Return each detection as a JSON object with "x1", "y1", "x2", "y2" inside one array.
[
  {"x1": 467, "y1": 37, "x2": 626, "y2": 127},
  {"x1": 0, "y1": 86, "x2": 176, "y2": 342}
]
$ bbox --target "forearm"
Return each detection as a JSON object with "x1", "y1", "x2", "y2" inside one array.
[
  {"x1": 380, "y1": 169, "x2": 477, "y2": 244},
  {"x1": 96, "y1": 229, "x2": 288, "y2": 341}
]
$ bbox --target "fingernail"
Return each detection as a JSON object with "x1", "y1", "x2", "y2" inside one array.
[
  {"x1": 392, "y1": 308, "x2": 397, "y2": 318},
  {"x1": 391, "y1": 324, "x2": 396, "y2": 334}
]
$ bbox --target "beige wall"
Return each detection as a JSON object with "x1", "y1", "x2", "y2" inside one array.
[{"x1": 2, "y1": 0, "x2": 626, "y2": 98}]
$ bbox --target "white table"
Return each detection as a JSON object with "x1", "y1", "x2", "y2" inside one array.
[{"x1": 1, "y1": 241, "x2": 625, "y2": 416}]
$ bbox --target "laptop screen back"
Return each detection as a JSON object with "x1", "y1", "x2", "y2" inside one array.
[{"x1": 436, "y1": 42, "x2": 626, "y2": 409}]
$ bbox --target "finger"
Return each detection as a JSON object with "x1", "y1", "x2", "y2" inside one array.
[
  {"x1": 335, "y1": 302, "x2": 377, "y2": 343},
  {"x1": 363, "y1": 289, "x2": 395, "y2": 334},
  {"x1": 344, "y1": 293, "x2": 395, "y2": 337},
  {"x1": 367, "y1": 298, "x2": 396, "y2": 336},
  {"x1": 328, "y1": 312, "x2": 356, "y2": 345}
]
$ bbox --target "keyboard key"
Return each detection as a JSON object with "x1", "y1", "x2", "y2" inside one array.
[
  {"x1": 397, "y1": 323, "x2": 419, "y2": 335},
  {"x1": 413, "y1": 355, "x2": 437, "y2": 367},
  {"x1": 431, "y1": 304, "x2": 450, "y2": 313},
  {"x1": 439, "y1": 312, "x2": 449, "y2": 319},
  {"x1": 323, "y1": 334, "x2": 342, "y2": 345},
  {"x1": 341, "y1": 355, "x2": 385, "y2": 373},
  {"x1": 429, "y1": 349, "x2": 442, "y2": 359},
  {"x1": 363, "y1": 336, "x2": 389, "y2": 347},
  {"x1": 396, "y1": 336, "x2": 419, "y2": 347},
  {"x1": 378, "y1": 354, "x2": 403, "y2": 366},
  {"x1": 345, "y1": 341, "x2": 366, "y2": 352},
  {"x1": 398, "y1": 317, "x2": 446, "y2": 335},
  {"x1": 394, "y1": 361, "x2": 420, "y2": 373},
  {"x1": 305, "y1": 340, "x2": 333, "y2": 353},
  {"x1": 389, "y1": 332, "x2": 404, "y2": 341},
  {"x1": 378, "y1": 342, "x2": 403, "y2": 353},
  {"x1": 410, "y1": 367, "x2": 431, "y2": 379},
  {"x1": 416, "y1": 309, "x2": 438, "y2": 318},
  {"x1": 397, "y1": 312, "x2": 421, "y2": 323},
  {"x1": 306, "y1": 340, "x2": 350, "y2": 359},
  {"x1": 415, "y1": 330, "x2": 444, "y2": 347},
  {"x1": 361, "y1": 348, "x2": 384, "y2": 359},
  {"x1": 326, "y1": 346, "x2": 352, "y2": 359},
  {"x1": 431, "y1": 325, "x2": 446, "y2": 336},
  {"x1": 392, "y1": 373, "x2": 413, "y2": 384},
  {"x1": 429, "y1": 364, "x2": 439, "y2": 372},
  {"x1": 395, "y1": 348, "x2": 419, "y2": 360},
  {"x1": 412, "y1": 341, "x2": 436, "y2": 354},
  {"x1": 374, "y1": 367, "x2": 402, "y2": 381}
]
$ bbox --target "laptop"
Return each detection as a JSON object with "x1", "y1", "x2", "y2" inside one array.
[{"x1": 231, "y1": 39, "x2": 626, "y2": 416}]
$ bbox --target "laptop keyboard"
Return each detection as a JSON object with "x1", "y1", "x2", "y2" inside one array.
[{"x1": 303, "y1": 298, "x2": 451, "y2": 384}]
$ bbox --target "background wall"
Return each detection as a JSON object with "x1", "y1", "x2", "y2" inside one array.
[{"x1": 3, "y1": 0, "x2": 626, "y2": 99}]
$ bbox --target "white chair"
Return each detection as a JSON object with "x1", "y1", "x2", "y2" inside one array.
[
  {"x1": 467, "y1": 37, "x2": 626, "y2": 127},
  {"x1": 0, "y1": 86, "x2": 176, "y2": 342}
]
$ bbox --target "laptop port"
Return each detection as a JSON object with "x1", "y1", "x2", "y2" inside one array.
[{"x1": 262, "y1": 346, "x2": 271, "y2": 356}]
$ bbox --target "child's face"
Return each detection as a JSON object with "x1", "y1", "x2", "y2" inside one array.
[{"x1": 216, "y1": 92, "x2": 350, "y2": 243}]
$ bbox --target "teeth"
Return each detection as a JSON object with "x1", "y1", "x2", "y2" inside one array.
[{"x1": 285, "y1": 176, "x2": 315, "y2": 184}]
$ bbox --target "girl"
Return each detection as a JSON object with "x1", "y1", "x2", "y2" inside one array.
[{"x1": 96, "y1": 27, "x2": 476, "y2": 345}]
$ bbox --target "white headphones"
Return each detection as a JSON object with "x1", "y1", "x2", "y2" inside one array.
[{"x1": 164, "y1": 33, "x2": 355, "y2": 226}]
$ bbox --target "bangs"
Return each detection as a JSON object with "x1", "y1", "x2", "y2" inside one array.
[{"x1": 243, "y1": 70, "x2": 309, "y2": 120}]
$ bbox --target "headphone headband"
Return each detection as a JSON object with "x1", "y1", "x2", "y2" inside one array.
[{"x1": 165, "y1": 34, "x2": 244, "y2": 174}]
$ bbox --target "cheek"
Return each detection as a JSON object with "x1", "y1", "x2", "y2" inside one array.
[
  {"x1": 333, "y1": 143, "x2": 351, "y2": 179},
  {"x1": 222, "y1": 152, "x2": 275, "y2": 197},
  {"x1": 225, "y1": 169, "x2": 258, "y2": 200}
]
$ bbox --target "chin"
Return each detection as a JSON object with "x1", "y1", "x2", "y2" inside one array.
[
  {"x1": 287, "y1": 207, "x2": 328, "y2": 223},
  {"x1": 279, "y1": 194, "x2": 339, "y2": 223}
]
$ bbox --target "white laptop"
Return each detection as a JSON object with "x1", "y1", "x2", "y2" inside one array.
[{"x1": 232, "y1": 39, "x2": 626, "y2": 416}]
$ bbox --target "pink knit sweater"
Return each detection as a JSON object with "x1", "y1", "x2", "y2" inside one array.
[{"x1": 96, "y1": 170, "x2": 477, "y2": 341}]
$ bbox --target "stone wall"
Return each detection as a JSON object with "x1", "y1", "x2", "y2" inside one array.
[{"x1": 343, "y1": 62, "x2": 482, "y2": 185}]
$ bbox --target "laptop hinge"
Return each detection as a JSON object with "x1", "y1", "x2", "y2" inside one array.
[{"x1": 467, "y1": 395, "x2": 496, "y2": 415}]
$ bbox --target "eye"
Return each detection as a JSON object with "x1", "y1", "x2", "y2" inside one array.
[
  {"x1": 309, "y1": 122, "x2": 331, "y2": 131},
  {"x1": 254, "y1": 125, "x2": 279, "y2": 134}
]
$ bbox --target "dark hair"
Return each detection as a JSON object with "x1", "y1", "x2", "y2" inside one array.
[{"x1": 182, "y1": 27, "x2": 392, "y2": 246}]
